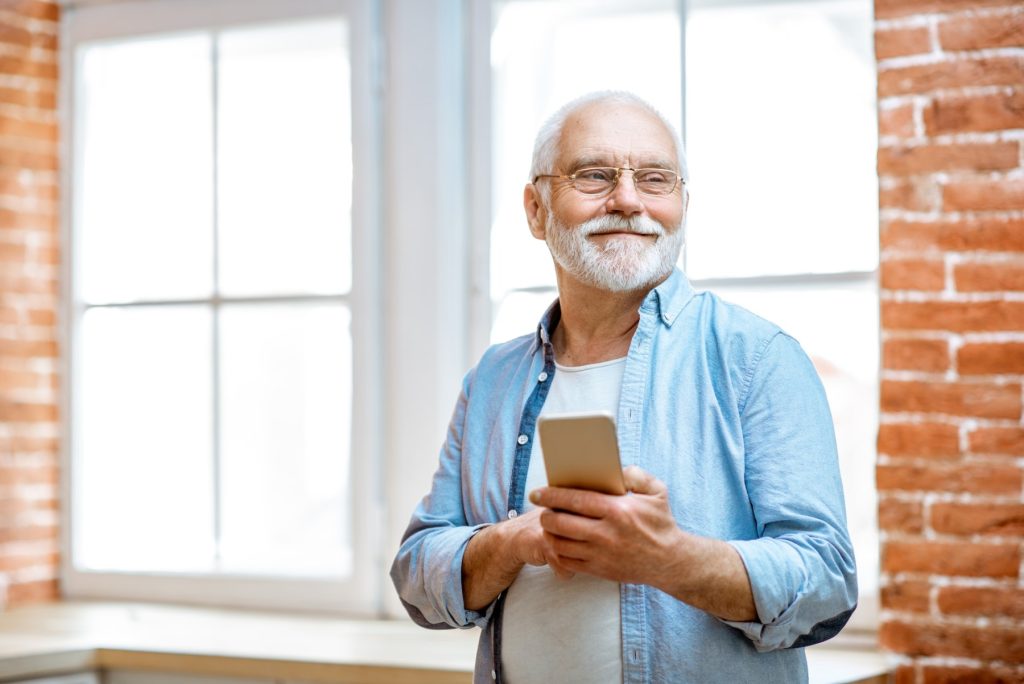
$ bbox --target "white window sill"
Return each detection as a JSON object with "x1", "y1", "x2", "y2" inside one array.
[{"x1": 0, "y1": 601, "x2": 892, "y2": 683}]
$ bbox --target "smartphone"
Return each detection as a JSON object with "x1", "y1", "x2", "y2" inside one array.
[{"x1": 537, "y1": 411, "x2": 626, "y2": 495}]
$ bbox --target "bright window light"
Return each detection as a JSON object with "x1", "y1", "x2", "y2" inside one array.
[{"x1": 73, "y1": 17, "x2": 353, "y2": 579}]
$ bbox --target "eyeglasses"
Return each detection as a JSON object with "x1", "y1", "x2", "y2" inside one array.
[{"x1": 532, "y1": 166, "x2": 683, "y2": 197}]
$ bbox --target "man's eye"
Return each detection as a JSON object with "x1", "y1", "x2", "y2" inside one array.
[
  {"x1": 636, "y1": 170, "x2": 670, "y2": 183},
  {"x1": 576, "y1": 168, "x2": 615, "y2": 182}
]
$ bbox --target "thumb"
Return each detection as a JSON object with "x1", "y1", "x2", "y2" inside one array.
[{"x1": 623, "y1": 465, "x2": 665, "y2": 495}]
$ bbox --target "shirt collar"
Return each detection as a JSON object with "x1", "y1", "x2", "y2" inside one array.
[
  {"x1": 532, "y1": 268, "x2": 696, "y2": 352},
  {"x1": 645, "y1": 267, "x2": 697, "y2": 328}
]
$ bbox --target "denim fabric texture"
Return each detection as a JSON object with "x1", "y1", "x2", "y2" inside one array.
[{"x1": 390, "y1": 268, "x2": 858, "y2": 684}]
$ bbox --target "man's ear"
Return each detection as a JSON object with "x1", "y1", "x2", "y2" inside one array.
[{"x1": 524, "y1": 183, "x2": 547, "y2": 240}]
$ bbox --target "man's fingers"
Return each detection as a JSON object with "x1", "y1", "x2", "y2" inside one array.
[
  {"x1": 538, "y1": 508, "x2": 597, "y2": 540},
  {"x1": 622, "y1": 465, "x2": 667, "y2": 495},
  {"x1": 529, "y1": 486, "x2": 610, "y2": 517}
]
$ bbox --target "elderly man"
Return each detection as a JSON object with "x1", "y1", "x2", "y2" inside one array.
[{"x1": 391, "y1": 91, "x2": 857, "y2": 683}]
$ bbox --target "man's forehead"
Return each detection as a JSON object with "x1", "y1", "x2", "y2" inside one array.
[{"x1": 556, "y1": 102, "x2": 677, "y2": 170}]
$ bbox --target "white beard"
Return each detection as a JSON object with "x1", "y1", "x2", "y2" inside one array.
[{"x1": 545, "y1": 213, "x2": 684, "y2": 293}]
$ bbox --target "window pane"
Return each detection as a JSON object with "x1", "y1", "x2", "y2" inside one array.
[
  {"x1": 684, "y1": 0, "x2": 878, "y2": 279},
  {"x1": 491, "y1": 288, "x2": 555, "y2": 344},
  {"x1": 217, "y1": 18, "x2": 352, "y2": 297},
  {"x1": 490, "y1": 0, "x2": 681, "y2": 300},
  {"x1": 703, "y1": 280, "x2": 880, "y2": 620},
  {"x1": 76, "y1": 306, "x2": 214, "y2": 571},
  {"x1": 218, "y1": 302, "x2": 352, "y2": 576},
  {"x1": 77, "y1": 34, "x2": 214, "y2": 303}
]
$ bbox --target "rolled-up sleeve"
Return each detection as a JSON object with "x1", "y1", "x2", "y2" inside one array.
[
  {"x1": 390, "y1": 368, "x2": 495, "y2": 630},
  {"x1": 721, "y1": 332, "x2": 858, "y2": 651}
]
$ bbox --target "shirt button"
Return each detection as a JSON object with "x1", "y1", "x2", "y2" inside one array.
[
  {"x1": 517, "y1": 434, "x2": 528, "y2": 445},
  {"x1": 538, "y1": 371, "x2": 548, "y2": 382},
  {"x1": 507, "y1": 510, "x2": 517, "y2": 519},
  {"x1": 491, "y1": 670, "x2": 497, "y2": 680}
]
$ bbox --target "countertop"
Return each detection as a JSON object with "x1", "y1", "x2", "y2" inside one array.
[{"x1": 0, "y1": 601, "x2": 893, "y2": 683}]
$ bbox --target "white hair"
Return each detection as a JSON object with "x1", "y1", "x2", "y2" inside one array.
[{"x1": 529, "y1": 91, "x2": 689, "y2": 193}]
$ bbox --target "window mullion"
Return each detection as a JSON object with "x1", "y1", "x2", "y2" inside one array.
[{"x1": 210, "y1": 29, "x2": 223, "y2": 570}]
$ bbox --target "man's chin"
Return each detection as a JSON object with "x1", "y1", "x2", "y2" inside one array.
[{"x1": 578, "y1": 262, "x2": 672, "y2": 294}]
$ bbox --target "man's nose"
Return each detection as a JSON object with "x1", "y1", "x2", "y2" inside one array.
[{"x1": 604, "y1": 170, "x2": 645, "y2": 216}]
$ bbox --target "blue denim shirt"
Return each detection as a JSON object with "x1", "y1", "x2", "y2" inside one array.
[{"x1": 391, "y1": 268, "x2": 857, "y2": 683}]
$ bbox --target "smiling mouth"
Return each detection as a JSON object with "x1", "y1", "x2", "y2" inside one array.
[{"x1": 589, "y1": 231, "x2": 658, "y2": 237}]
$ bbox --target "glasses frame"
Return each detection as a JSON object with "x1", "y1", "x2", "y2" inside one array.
[{"x1": 532, "y1": 166, "x2": 684, "y2": 197}]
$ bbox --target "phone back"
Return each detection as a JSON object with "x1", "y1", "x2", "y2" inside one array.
[{"x1": 538, "y1": 412, "x2": 625, "y2": 495}]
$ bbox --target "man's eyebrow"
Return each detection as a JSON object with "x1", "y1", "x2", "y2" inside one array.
[
  {"x1": 566, "y1": 156, "x2": 678, "y2": 172},
  {"x1": 566, "y1": 157, "x2": 610, "y2": 172}
]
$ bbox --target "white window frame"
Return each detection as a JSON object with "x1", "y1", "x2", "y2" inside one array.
[{"x1": 59, "y1": 0, "x2": 386, "y2": 615}]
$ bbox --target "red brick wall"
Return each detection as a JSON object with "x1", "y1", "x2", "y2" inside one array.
[
  {"x1": 876, "y1": 0, "x2": 1024, "y2": 679},
  {"x1": 0, "y1": 0, "x2": 61, "y2": 607}
]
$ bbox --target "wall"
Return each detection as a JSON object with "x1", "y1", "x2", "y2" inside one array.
[
  {"x1": 875, "y1": 0, "x2": 1024, "y2": 679},
  {"x1": 0, "y1": 0, "x2": 61, "y2": 607}
]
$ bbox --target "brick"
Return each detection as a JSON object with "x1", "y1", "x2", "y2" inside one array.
[
  {"x1": 880, "y1": 379, "x2": 1021, "y2": 418},
  {"x1": 3, "y1": 435, "x2": 58, "y2": 454},
  {"x1": 925, "y1": 91, "x2": 1024, "y2": 135},
  {"x1": 932, "y1": 502, "x2": 1024, "y2": 536},
  {"x1": 878, "y1": 56, "x2": 1024, "y2": 97},
  {"x1": 876, "y1": 26, "x2": 933, "y2": 60},
  {"x1": 880, "y1": 103, "x2": 916, "y2": 138},
  {"x1": 944, "y1": 178, "x2": 1024, "y2": 212},
  {"x1": 4, "y1": 578, "x2": 57, "y2": 606},
  {"x1": 939, "y1": 12, "x2": 1024, "y2": 51},
  {"x1": 879, "y1": 498, "x2": 925, "y2": 533},
  {"x1": 0, "y1": 464, "x2": 57, "y2": 487},
  {"x1": 882, "y1": 300, "x2": 1024, "y2": 333},
  {"x1": 876, "y1": 462, "x2": 1021, "y2": 494},
  {"x1": 893, "y1": 665, "x2": 917, "y2": 684},
  {"x1": 4, "y1": 2, "x2": 61, "y2": 23},
  {"x1": 880, "y1": 621, "x2": 1024, "y2": 663},
  {"x1": 956, "y1": 262, "x2": 1024, "y2": 293},
  {"x1": 883, "y1": 338, "x2": 950, "y2": 372},
  {"x1": 0, "y1": 368, "x2": 48, "y2": 391},
  {"x1": 0, "y1": 523, "x2": 56, "y2": 544},
  {"x1": 878, "y1": 141, "x2": 1019, "y2": 175},
  {"x1": 0, "y1": 54, "x2": 57, "y2": 80},
  {"x1": 877, "y1": 422, "x2": 959, "y2": 457},
  {"x1": 923, "y1": 665, "x2": 1024, "y2": 684},
  {"x1": 25, "y1": 308, "x2": 53, "y2": 326},
  {"x1": 876, "y1": 0, "x2": 1022, "y2": 19},
  {"x1": 0, "y1": 116, "x2": 57, "y2": 143},
  {"x1": 881, "y1": 579, "x2": 931, "y2": 612},
  {"x1": 0, "y1": 241, "x2": 27, "y2": 264},
  {"x1": 0, "y1": 401, "x2": 58, "y2": 422},
  {"x1": 937, "y1": 585, "x2": 1024, "y2": 619},
  {"x1": 959, "y1": 342, "x2": 1024, "y2": 373},
  {"x1": 881, "y1": 218, "x2": 1024, "y2": 253},
  {"x1": 0, "y1": 551, "x2": 60, "y2": 573},
  {"x1": 882, "y1": 540, "x2": 1019, "y2": 577},
  {"x1": 0, "y1": 85, "x2": 57, "y2": 111},
  {"x1": 880, "y1": 178, "x2": 939, "y2": 212},
  {"x1": 0, "y1": 147, "x2": 58, "y2": 173},
  {"x1": 881, "y1": 258, "x2": 946, "y2": 290},
  {"x1": 969, "y1": 426, "x2": 1024, "y2": 454}
]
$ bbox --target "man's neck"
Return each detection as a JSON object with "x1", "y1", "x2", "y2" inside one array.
[{"x1": 552, "y1": 269, "x2": 664, "y2": 367}]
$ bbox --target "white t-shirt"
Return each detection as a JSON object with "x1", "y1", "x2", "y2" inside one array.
[{"x1": 501, "y1": 356, "x2": 627, "y2": 684}]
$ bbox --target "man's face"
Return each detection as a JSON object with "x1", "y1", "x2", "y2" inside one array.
[{"x1": 527, "y1": 102, "x2": 686, "y2": 293}]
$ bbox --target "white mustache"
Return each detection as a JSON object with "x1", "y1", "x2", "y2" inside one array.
[{"x1": 578, "y1": 216, "x2": 665, "y2": 237}]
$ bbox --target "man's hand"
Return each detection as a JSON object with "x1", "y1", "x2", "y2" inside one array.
[
  {"x1": 530, "y1": 465, "x2": 758, "y2": 622},
  {"x1": 461, "y1": 508, "x2": 572, "y2": 612},
  {"x1": 529, "y1": 465, "x2": 682, "y2": 587}
]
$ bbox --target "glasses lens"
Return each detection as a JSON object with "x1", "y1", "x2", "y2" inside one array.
[
  {"x1": 634, "y1": 169, "x2": 678, "y2": 196},
  {"x1": 572, "y1": 168, "x2": 617, "y2": 195}
]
